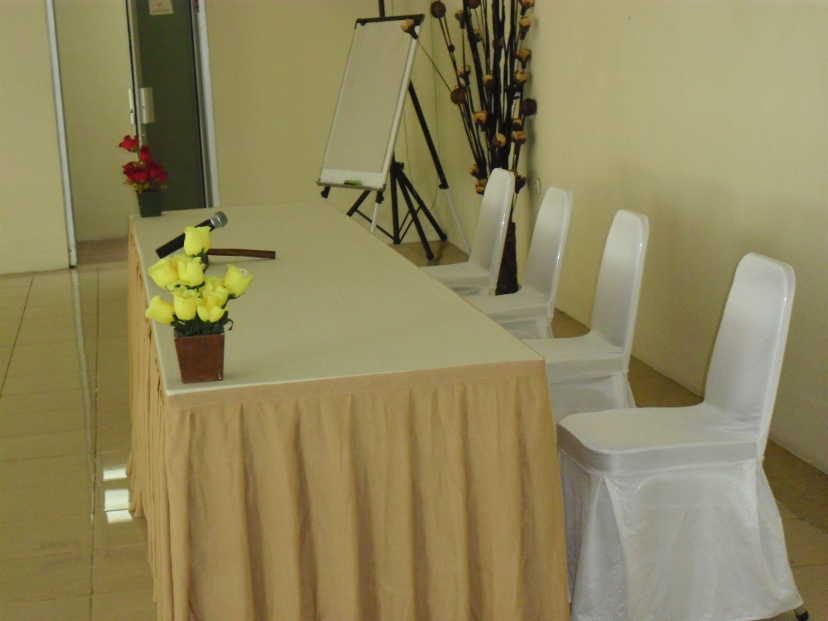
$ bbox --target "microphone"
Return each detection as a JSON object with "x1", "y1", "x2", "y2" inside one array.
[{"x1": 155, "y1": 211, "x2": 228, "y2": 258}]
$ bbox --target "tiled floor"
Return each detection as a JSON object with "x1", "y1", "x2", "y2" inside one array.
[{"x1": 0, "y1": 238, "x2": 823, "y2": 620}]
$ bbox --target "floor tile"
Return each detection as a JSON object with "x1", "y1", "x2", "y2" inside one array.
[
  {"x1": 3, "y1": 342, "x2": 83, "y2": 395},
  {"x1": 0, "y1": 346, "x2": 11, "y2": 377},
  {"x1": 0, "y1": 454, "x2": 91, "y2": 494},
  {"x1": 0, "y1": 430, "x2": 89, "y2": 461},
  {"x1": 792, "y1": 564, "x2": 828, "y2": 619},
  {"x1": 92, "y1": 545, "x2": 152, "y2": 594},
  {"x1": 0, "y1": 510, "x2": 92, "y2": 560},
  {"x1": 16, "y1": 313, "x2": 94, "y2": 346},
  {"x1": 26, "y1": 272, "x2": 75, "y2": 308},
  {"x1": 0, "y1": 552, "x2": 91, "y2": 601},
  {"x1": 783, "y1": 514, "x2": 828, "y2": 567},
  {"x1": 0, "y1": 595, "x2": 90, "y2": 621},
  {"x1": 0, "y1": 389, "x2": 88, "y2": 437},
  {"x1": 92, "y1": 589, "x2": 156, "y2": 621}
]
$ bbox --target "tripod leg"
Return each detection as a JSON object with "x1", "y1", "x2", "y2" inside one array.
[
  {"x1": 390, "y1": 162, "x2": 401, "y2": 244},
  {"x1": 397, "y1": 168, "x2": 448, "y2": 241},
  {"x1": 441, "y1": 186, "x2": 470, "y2": 254},
  {"x1": 398, "y1": 176, "x2": 434, "y2": 261}
]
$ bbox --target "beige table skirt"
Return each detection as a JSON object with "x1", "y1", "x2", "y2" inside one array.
[{"x1": 128, "y1": 235, "x2": 570, "y2": 621}]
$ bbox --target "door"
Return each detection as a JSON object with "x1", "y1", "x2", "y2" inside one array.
[{"x1": 128, "y1": 0, "x2": 206, "y2": 211}]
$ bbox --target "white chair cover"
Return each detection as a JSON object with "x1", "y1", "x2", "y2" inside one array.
[
  {"x1": 465, "y1": 186, "x2": 572, "y2": 338},
  {"x1": 421, "y1": 168, "x2": 513, "y2": 295},
  {"x1": 558, "y1": 253, "x2": 802, "y2": 621},
  {"x1": 526, "y1": 209, "x2": 649, "y2": 419}
]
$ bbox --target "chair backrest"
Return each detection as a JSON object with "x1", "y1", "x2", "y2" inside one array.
[
  {"x1": 590, "y1": 210, "x2": 650, "y2": 364},
  {"x1": 523, "y1": 187, "x2": 573, "y2": 314},
  {"x1": 703, "y1": 253, "x2": 795, "y2": 456},
  {"x1": 468, "y1": 168, "x2": 514, "y2": 290}
]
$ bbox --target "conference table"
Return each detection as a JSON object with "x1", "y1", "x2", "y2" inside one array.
[{"x1": 128, "y1": 203, "x2": 570, "y2": 621}]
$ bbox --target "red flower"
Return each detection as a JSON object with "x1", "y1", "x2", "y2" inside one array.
[
  {"x1": 147, "y1": 161, "x2": 168, "y2": 183},
  {"x1": 127, "y1": 167, "x2": 149, "y2": 184},
  {"x1": 118, "y1": 135, "x2": 139, "y2": 152},
  {"x1": 139, "y1": 145, "x2": 152, "y2": 163}
]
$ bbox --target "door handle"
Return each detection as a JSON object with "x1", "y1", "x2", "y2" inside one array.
[{"x1": 139, "y1": 86, "x2": 155, "y2": 124}]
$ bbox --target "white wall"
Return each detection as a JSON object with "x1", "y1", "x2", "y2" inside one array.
[{"x1": 0, "y1": 1, "x2": 69, "y2": 274}]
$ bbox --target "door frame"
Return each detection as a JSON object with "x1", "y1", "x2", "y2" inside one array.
[
  {"x1": 125, "y1": 0, "x2": 220, "y2": 209},
  {"x1": 44, "y1": 0, "x2": 78, "y2": 267}
]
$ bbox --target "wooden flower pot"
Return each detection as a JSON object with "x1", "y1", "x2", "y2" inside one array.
[{"x1": 174, "y1": 333, "x2": 224, "y2": 383}]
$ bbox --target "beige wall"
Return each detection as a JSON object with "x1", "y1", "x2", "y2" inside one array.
[
  {"x1": 207, "y1": 0, "x2": 442, "y2": 237},
  {"x1": 0, "y1": 1, "x2": 69, "y2": 274},
  {"x1": 512, "y1": 1, "x2": 826, "y2": 471},
  {"x1": 55, "y1": 0, "x2": 137, "y2": 241}
]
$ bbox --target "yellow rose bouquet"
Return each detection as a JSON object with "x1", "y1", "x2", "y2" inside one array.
[{"x1": 144, "y1": 227, "x2": 253, "y2": 338}]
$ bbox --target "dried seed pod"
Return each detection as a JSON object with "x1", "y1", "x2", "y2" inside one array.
[
  {"x1": 512, "y1": 130, "x2": 528, "y2": 144},
  {"x1": 454, "y1": 9, "x2": 466, "y2": 26},
  {"x1": 469, "y1": 163, "x2": 480, "y2": 177},
  {"x1": 400, "y1": 19, "x2": 417, "y2": 35},
  {"x1": 457, "y1": 65, "x2": 471, "y2": 79},
  {"x1": 512, "y1": 117, "x2": 524, "y2": 130},
  {"x1": 515, "y1": 174, "x2": 527, "y2": 193},
  {"x1": 450, "y1": 86, "x2": 467, "y2": 105},
  {"x1": 430, "y1": 1, "x2": 447, "y2": 18},
  {"x1": 516, "y1": 48, "x2": 532, "y2": 63},
  {"x1": 492, "y1": 133, "x2": 507, "y2": 148},
  {"x1": 483, "y1": 74, "x2": 496, "y2": 90},
  {"x1": 467, "y1": 0, "x2": 481, "y2": 8},
  {"x1": 520, "y1": 98, "x2": 538, "y2": 116},
  {"x1": 519, "y1": 16, "x2": 532, "y2": 32},
  {"x1": 472, "y1": 110, "x2": 488, "y2": 125},
  {"x1": 475, "y1": 178, "x2": 488, "y2": 194},
  {"x1": 520, "y1": 0, "x2": 535, "y2": 10},
  {"x1": 515, "y1": 70, "x2": 530, "y2": 84}
]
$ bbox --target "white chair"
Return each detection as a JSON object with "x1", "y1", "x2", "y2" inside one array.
[
  {"x1": 464, "y1": 186, "x2": 572, "y2": 339},
  {"x1": 421, "y1": 168, "x2": 513, "y2": 295},
  {"x1": 557, "y1": 253, "x2": 807, "y2": 621},
  {"x1": 525, "y1": 209, "x2": 649, "y2": 420}
]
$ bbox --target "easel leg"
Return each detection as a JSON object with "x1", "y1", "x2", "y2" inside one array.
[
  {"x1": 397, "y1": 176, "x2": 434, "y2": 261},
  {"x1": 441, "y1": 186, "x2": 470, "y2": 254},
  {"x1": 397, "y1": 170, "x2": 447, "y2": 241}
]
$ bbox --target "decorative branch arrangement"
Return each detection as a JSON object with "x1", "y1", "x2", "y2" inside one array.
[{"x1": 430, "y1": 0, "x2": 537, "y2": 196}]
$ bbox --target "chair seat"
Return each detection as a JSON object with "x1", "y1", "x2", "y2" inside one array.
[
  {"x1": 464, "y1": 286, "x2": 548, "y2": 319},
  {"x1": 524, "y1": 332, "x2": 626, "y2": 382},
  {"x1": 421, "y1": 261, "x2": 489, "y2": 292},
  {"x1": 558, "y1": 403, "x2": 757, "y2": 474}
]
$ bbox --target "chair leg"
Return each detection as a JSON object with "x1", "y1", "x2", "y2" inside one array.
[{"x1": 794, "y1": 605, "x2": 809, "y2": 620}]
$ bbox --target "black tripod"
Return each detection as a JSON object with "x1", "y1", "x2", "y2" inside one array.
[{"x1": 320, "y1": 4, "x2": 468, "y2": 261}]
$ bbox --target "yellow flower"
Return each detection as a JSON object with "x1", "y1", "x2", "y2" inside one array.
[
  {"x1": 145, "y1": 295, "x2": 174, "y2": 324},
  {"x1": 147, "y1": 257, "x2": 179, "y2": 289},
  {"x1": 224, "y1": 264, "x2": 253, "y2": 297},
  {"x1": 177, "y1": 256, "x2": 205, "y2": 287},
  {"x1": 172, "y1": 289, "x2": 199, "y2": 320},
  {"x1": 183, "y1": 226, "x2": 211, "y2": 256},
  {"x1": 197, "y1": 297, "x2": 227, "y2": 323},
  {"x1": 202, "y1": 276, "x2": 230, "y2": 307}
]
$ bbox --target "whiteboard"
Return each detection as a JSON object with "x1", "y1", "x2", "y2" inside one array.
[{"x1": 318, "y1": 16, "x2": 421, "y2": 191}]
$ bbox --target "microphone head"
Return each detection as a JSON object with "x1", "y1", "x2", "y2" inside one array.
[{"x1": 210, "y1": 211, "x2": 228, "y2": 229}]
